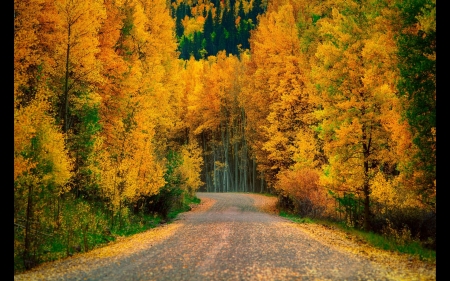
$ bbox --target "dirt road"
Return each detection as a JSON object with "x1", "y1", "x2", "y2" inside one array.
[{"x1": 14, "y1": 192, "x2": 436, "y2": 281}]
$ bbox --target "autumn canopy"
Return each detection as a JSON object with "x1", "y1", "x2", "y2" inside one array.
[{"x1": 14, "y1": 0, "x2": 435, "y2": 272}]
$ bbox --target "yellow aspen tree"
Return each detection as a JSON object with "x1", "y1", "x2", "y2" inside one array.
[
  {"x1": 133, "y1": 0, "x2": 181, "y2": 165},
  {"x1": 14, "y1": 0, "x2": 42, "y2": 106},
  {"x1": 242, "y1": 4, "x2": 290, "y2": 185},
  {"x1": 14, "y1": 0, "x2": 42, "y2": 179},
  {"x1": 182, "y1": 54, "x2": 226, "y2": 192},
  {"x1": 52, "y1": 0, "x2": 106, "y2": 133},
  {"x1": 36, "y1": 0, "x2": 107, "y2": 201},
  {"x1": 176, "y1": 141, "x2": 205, "y2": 197},
  {"x1": 243, "y1": 2, "x2": 315, "y2": 187},
  {"x1": 14, "y1": 93, "x2": 73, "y2": 269},
  {"x1": 14, "y1": 0, "x2": 73, "y2": 269},
  {"x1": 97, "y1": 0, "x2": 156, "y2": 213},
  {"x1": 184, "y1": 53, "x2": 232, "y2": 136},
  {"x1": 181, "y1": 57, "x2": 206, "y2": 135},
  {"x1": 97, "y1": 0, "x2": 179, "y2": 217},
  {"x1": 264, "y1": 0, "x2": 331, "y2": 217},
  {"x1": 313, "y1": 0, "x2": 402, "y2": 230},
  {"x1": 210, "y1": 52, "x2": 249, "y2": 192}
]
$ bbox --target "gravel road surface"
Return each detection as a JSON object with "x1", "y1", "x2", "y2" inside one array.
[{"x1": 14, "y1": 192, "x2": 436, "y2": 281}]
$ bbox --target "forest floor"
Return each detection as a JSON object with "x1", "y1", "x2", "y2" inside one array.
[{"x1": 14, "y1": 192, "x2": 436, "y2": 281}]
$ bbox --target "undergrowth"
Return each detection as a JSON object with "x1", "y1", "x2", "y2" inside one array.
[
  {"x1": 14, "y1": 194, "x2": 201, "y2": 275},
  {"x1": 278, "y1": 210, "x2": 436, "y2": 263}
]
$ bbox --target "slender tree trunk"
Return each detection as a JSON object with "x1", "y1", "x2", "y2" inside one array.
[
  {"x1": 202, "y1": 133, "x2": 210, "y2": 192},
  {"x1": 226, "y1": 125, "x2": 233, "y2": 192},
  {"x1": 241, "y1": 109, "x2": 247, "y2": 192},
  {"x1": 362, "y1": 128, "x2": 372, "y2": 231},
  {"x1": 242, "y1": 139, "x2": 247, "y2": 192},
  {"x1": 55, "y1": 195, "x2": 61, "y2": 229},
  {"x1": 363, "y1": 160, "x2": 371, "y2": 231},
  {"x1": 234, "y1": 118, "x2": 240, "y2": 192},
  {"x1": 234, "y1": 139, "x2": 238, "y2": 192},
  {"x1": 83, "y1": 224, "x2": 89, "y2": 252},
  {"x1": 119, "y1": 200, "x2": 122, "y2": 230},
  {"x1": 63, "y1": 25, "x2": 71, "y2": 134},
  {"x1": 222, "y1": 122, "x2": 229, "y2": 192},
  {"x1": 260, "y1": 171, "x2": 264, "y2": 193},
  {"x1": 252, "y1": 159, "x2": 256, "y2": 193},
  {"x1": 23, "y1": 183, "x2": 34, "y2": 269},
  {"x1": 213, "y1": 146, "x2": 217, "y2": 192}
]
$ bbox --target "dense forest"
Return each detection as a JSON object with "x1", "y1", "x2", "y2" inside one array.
[{"x1": 14, "y1": 0, "x2": 435, "y2": 273}]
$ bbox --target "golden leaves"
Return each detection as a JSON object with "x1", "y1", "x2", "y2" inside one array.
[
  {"x1": 291, "y1": 129, "x2": 320, "y2": 170},
  {"x1": 183, "y1": 52, "x2": 244, "y2": 136},
  {"x1": 177, "y1": 141, "x2": 204, "y2": 196},
  {"x1": 91, "y1": 0, "x2": 180, "y2": 209},
  {"x1": 183, "y1": 16, "x2": 205, "y2": 36},
  {"x1": 14, "y1": 90, "x2": 73, "y2": 187},
  {"x1": 243, "y1": 2, "x2": 316, "y2": 184},
  {"x1": 275, "y1": 168, "x2": 326, "y2": 208},
  {"x1": 310, "y1": 0, "x2": 410, "y2": 199},
  {"x1": 416, "y1": 0, "x2": 436, "y2": 35}
]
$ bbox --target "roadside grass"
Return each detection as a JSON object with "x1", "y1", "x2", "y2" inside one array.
[
  {"x1": 115, "y1": 194, "x2": 201, "y2": 236},
  {"x1": 32, "y1": 212, "x2": 165, "y2": 270},
  {"x1": 233, "y1": 191, "x2": 276, "y2": 197},
  {"x1": 116, "y1": 197, "x2": 201, "y2": 236},
  {"x1": 280, "y1": 211, "x2": 314, "y2": 223},
  {"x1": 113, "y1": 213, "x2": 162, "y2": 237},
  {"x1": 279, "y1": 211, "x2": 436, "y2": 263},
  {"x1": 260, "y1": 192, "x2": 277, "y2": 197},
  {"x1": 167, "y1": 195, "x2": 201, "y2": 220},
  {"x1": 15, "y1": 195, "x2": 201, "y2": 275}
]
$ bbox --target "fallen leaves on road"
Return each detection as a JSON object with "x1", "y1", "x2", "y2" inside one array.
[
  {"x1": 243, "y1": 193, "x2": 436, "y2": 281},
  {"x1": 190, "y1": 197, "x2": 216, "y2": 213},
  {"x1": 293, "y1": 222, "x2": 436, "y2": 281},
  {"x1": 244, "y1": 194, "x2": 279, "y2": 215},
  {"x1": 14, "y1": 223, "x2": 182, "y2": 280}
]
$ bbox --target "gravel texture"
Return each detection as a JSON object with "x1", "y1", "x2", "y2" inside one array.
[{"x1": 14, "y1": 192, "x2": 436, "y2": 281}]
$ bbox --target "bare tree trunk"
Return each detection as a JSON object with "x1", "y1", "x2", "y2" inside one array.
[
  {"x1": 202, "y1": 133, "x2": 211, "y2": 192},
  {"x1": 23, "y1": 183, "x2": 34, "y2": 269},
  {"x1": 234, "y1": 139, "x2": 238, "y2": 192},
  {"x1": 362, "y1": 127, "x2": 372, "y2": 231},
  {"x1": 83, "y1": 224, "x2": 89, "y2": 252},
  {"x1": 213, "y1": 146, "x2": 217, "y2": 192},
  {"x1": 242, "y1": 139, "x2": 248, "y2": 192},
  {"x1": 363, "y1": 161, "x2": 371, "y2": 231},
  {"x1": 222, "y1": 123, "x2": 230, "y2": 192},
  {"x1": 260, "y1": 171, "x2": 264, "y2": 193},
  {"x1": 252, "y1": 159, "x2": 256, "y2": 193},
  {"x1": 66, "y1": 228, "x2": 72, "y2": 257}
]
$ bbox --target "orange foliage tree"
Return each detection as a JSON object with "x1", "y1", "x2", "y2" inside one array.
[
  {"x1": 312, "y1": 0, "x2": 406, "y2": 230},
  {"x1": 95, "y1": 0, "x2": 181, "y2": 223},
  {"x1": 242, "y1": 1, "x2": 322, "y2": 191},
  {"x1": 14, "y1": 0, "x2": 73, "y2": 269}
]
